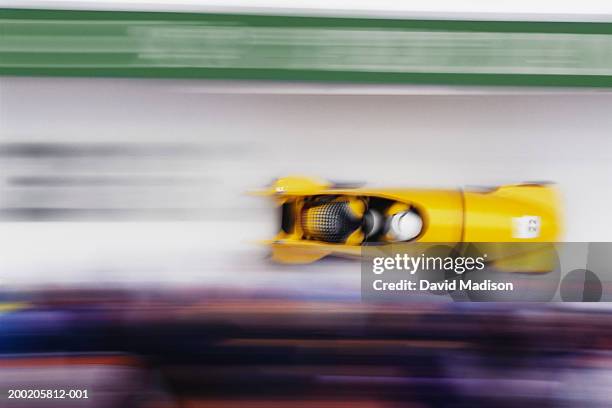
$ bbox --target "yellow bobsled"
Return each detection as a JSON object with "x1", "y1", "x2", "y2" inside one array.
[{"x1": 260, "y1": 176, "x2": 562, "y2": 271}]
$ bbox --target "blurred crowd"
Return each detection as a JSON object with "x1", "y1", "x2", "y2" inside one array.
[{"x1": 2, "y1": 289, "x2": 612, "y2": 407}]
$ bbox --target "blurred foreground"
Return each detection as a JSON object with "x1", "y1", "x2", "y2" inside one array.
[{"x1": 2, "y1": 289, "x2": 612, "y2": 407}]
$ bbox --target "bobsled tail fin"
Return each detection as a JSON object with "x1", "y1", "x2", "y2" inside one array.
[
  {"x1": 492, "y1": 183, "x2": 561, "y2": 213},
  {"x1": 463, "y1": 183, "x2": 563, "y2": 242},
  {"x1": 493, "y1": 183, "x2": 563, "y2": 242}
]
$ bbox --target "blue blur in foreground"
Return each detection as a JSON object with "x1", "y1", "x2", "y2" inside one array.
[{"x1": 1, "y1": 289, "x2": 611, "y2": 407}]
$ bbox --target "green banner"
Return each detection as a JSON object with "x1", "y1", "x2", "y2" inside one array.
[{"x1": 3, "y1": 8, "x2": 612, "y2": 86}]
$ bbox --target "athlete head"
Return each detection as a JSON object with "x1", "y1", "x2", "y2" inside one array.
[{"x1": 386, "y1": 211, "x2": 422, "y2": 241}]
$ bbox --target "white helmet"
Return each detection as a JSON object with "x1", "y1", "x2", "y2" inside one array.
[{"x1": 386, "y1": 211, "x2": 423, "y2": 241}]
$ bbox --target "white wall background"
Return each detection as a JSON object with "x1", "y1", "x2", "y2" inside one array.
[{"x1": 0, "y1": 77, "x2": 611, "y2": 287}]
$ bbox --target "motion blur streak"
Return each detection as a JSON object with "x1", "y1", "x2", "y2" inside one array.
[
  {"x1": 1, "y1": 77, "x2": 612, "y2": 287},
  {"x1": 3, "y1": 292, "x2": 612, "y2": 406}
]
